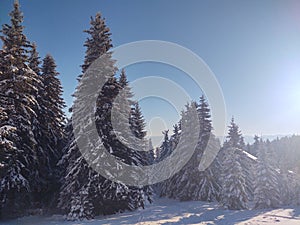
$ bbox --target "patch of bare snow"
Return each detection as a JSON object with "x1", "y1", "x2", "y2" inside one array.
[{"x1": 1, "y1": 198, "x2": 300, "y2": 225}]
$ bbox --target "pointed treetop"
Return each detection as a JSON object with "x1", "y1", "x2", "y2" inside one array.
[
  {"x1": 224, "y1": 116, "x2": 245, "y2": 149},
  {"x1": 81, "y1": 12, "x2": 112, "y2": 73},
  {"x1": 1, "y1": 0, "x2": 29, "y2": 68},
  {"x1": 10, "y1": 0, "x2": 23, "y2": 26},
  {"x1": 173, "y1": 124, "x2": 179, "y2": 135},
  {"x1": 198, "y1": 95, "x2": 212, "y2": 134},
  {"x1": 28, "y1": 42, "x2": 41, "y2": 75},
  {"x1": 42, "y1": 54, "x2": 59, "y2": 78},
  {"x1": 119, "y1": 69, "x2": 128, "y2": 87},
  {"x1": 130, "y1": 102, "x2": 147, "y2": 139},
  {"x1": 162, "y1": 130, "x2": 169, "y2": 141}
]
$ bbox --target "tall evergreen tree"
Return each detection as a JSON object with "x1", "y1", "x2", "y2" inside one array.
[
  {"x1": 254, "y1": 140, "x2": 281, "y2": 209},
  {"x1": 36, "y1": 54, "x2": 66, "y2": 209},
  {"x1": 220, "y1": 147, "x2": 249, "y2": 209},
  {"x1": 81, "y1": 12, "x2": 112, "y2": 74},
  {"x1": 198, "y1": 95, "x2": 212, "y2": 135},
  {"x1": 147, "y1": 139, "x2": 155, "y2": 165},
  {"x1": 0, "y1": 1, "x2": 43, "y2": 217},
  {"x1": 160, "y1": 97, "x2": 220, "y2": 202},
  {"x1": 128, "y1": 100, "x2": 153, "y2": 203},
  {"x1": 248, "y1": 135, "x2": 260, "y2": 156},
  {"x1": 156, "y1": 130, "x2": 171, "y2": 161},
  {"x1": 219, "y1": 119, "x2": 254, "y2": 209},
  {"x1": 223, "y1": 117, "x2": 245, "y2": 149},
  {"x1": 58, "y1": 12, "x2": 113, "y2": 219},
  {"x1": 28, "y1": 42, "x2": 41, "y2": 75},
  {"x1": 169, "y1": 124, "x2": 180, "y2": 152},
  {"x1": 41, "y1": 54, "x2": 65, "y2": 143},
  {"x1": 58, "y1": 13, "x2": 149, "y2": 220},
  {"x1": 130, "y1": 102, "x2": 146, "y2": 140}
]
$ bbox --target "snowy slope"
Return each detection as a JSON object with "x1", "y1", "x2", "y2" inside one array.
[{"x1": 1, "y1": 198, "x2": 300, "y2": 225}]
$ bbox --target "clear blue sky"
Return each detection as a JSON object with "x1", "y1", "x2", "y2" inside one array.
[{"x1": 1, "y1": 0, "x2": 300, "y2": 137}]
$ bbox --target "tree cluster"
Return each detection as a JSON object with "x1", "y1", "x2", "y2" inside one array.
[
  {"x1": 1, "y1": 1, "x2": 300, "y2": 221},
  {"x1": 0, "y1": 1, "x2": 65, "y2": 218}
]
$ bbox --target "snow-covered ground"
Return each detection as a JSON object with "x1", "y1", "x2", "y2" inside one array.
[{"x1": 2, "y1": 198, "x2": 300, "y2": 225}]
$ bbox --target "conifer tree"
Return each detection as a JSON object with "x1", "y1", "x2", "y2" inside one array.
[
  {"x1": 160, "y1": 97, "x2": 221, "y2": 202},
  {"x1": 36, "y1": 54, "x2": 66, "y2": 208},
  {"x1": 81, "y1": 13, "x2": 112, "y2": 74},
  {"x1": 219, "y1": 119, "x2": 254, "y2": 209},
  {"x1": 147, "y1": 139, "x2": 155, "y2": 164},
  {"x1": 220, "y1": 147, "x2": 249, "y2": 209},
  {"x1": 0, "y1": 1, "x2": 43, "y2": 217},
  {"x1": 198, "y1": 95, "x2": 212, "y2": 135},
  {"x1": 248, "y1": 135, "x2": 260, "y2": 156},
  {"x1": 41, "y1": 54, "x2": 66, "y2": 142},
  {"x1": 223, "y1": 117, "x2": 245, "y2": 149},
  {"x1": 169, "y1": 124, "x2": 180, "y2": 152},
  {"x1": 58, "y1": 13, "x2": 149, "y2": 220},
  {"x1": 58, "y1": 13, "x2": 114, "y2": 219},
  {"x1": 254, "y1": 141, "x2": 281, "y2": 209},
  {"x1": 130, "y1": 102, "x2": 146, "y2": 140},
  {"x1": 28, "y1": 42, "x2": 41, "y2": 75},
  {"x1": 157, "y1": 130, "x2": 171, "y2": 161}
]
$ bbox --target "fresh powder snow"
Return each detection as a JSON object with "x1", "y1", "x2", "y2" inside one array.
[{"x1": 1, "y1": 197, "x2": 300, "y2": 225}]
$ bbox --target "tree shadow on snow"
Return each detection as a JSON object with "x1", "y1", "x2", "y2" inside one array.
[{"x1": 92, "y1": 199, "x2": 273, "y2": 225}]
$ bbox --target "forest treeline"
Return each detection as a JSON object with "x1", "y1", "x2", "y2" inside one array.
[{"x1": 1, "y1": 1, "x2": 300, "y2": 220}]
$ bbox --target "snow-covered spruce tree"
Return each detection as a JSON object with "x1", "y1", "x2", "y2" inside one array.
[
  {"x1": 147, "y1": 139, "x2": 155, "y2": 165},
  {"x1": 113, "y1": 70, "x2": 153, "y2": 206},
  {"x1": 156, "y1": 130, "x2": 171, "y2": 161},
  {"x1": 27, "y1": 43, "x2": 47, "y2": 208},
  {"x1": 247, "y1": 135, "x2": 259, "y2": 157},
  {"x1": 36, "y1": 54, "x2": 66, "y2": 209},
  {"x1": 155, "y1": 128, "x2": 175, "y2": 195},
  {"x1": 223, "y1": 117, "x2": 245, "y2": 149},
  {"x1": 278, "y1": 168, "x2": 299, "y2": 206},
  {"x1": 58, "y1": 13, "x2": 148, "y2": 220},
  {"x1": 81, "y1": 13, "x2": 112, "y2": 76},
  {"x1": 159, "y1": 103, "x2": 194, "y2": 198},
  {"x1": 254, "y1": 140, "x2": 281, "y2": 209},
  {"x1": 170, "y1": 124, "x2": 180, "y2": 149},
  {"x1": 267, "y1": 136, "x2": 300, "y2": 205},
  {"x1": 198, "y1": 95, "x2": 212, "y2": 135},
  {"x1": 28, "y1": 42, "x2": 41, "y2": 75},
  {"x1": 129, "y1": 101, "x2": 155, "y2": 167},
  {"x1": 220, "y1": 147, "x2": 248, "y2": 209},
  {"x1": 268, "y1": 136, "x2": 300, "y2": 205},
  {"x1": 129, "y1": 101, "x2": 153, "y2": 203},
  {"x1": 0, "y1": 1, "x2": 44, "y2": 217},
  {"x1": 235, "y1": 149, "x2": 256, "y2": 204},
  {"x1": 95, "y1": 67, "x2": 151, "y2": 214},
  {"x1": 160, "y1": 97, "x2": 221, "y2": 202},
  {"x1": 129, "y1": 102, "x2": 145, "y2": 140},
  {"x1": 41, "y1": 54, "x2": 66, "y2": 152},
  {"x1": 219, "y1": 118, "x2": 254, "y2": 209},
  {"x1": 58, "y1": 12, "x2": 114, "y2": 220}
]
